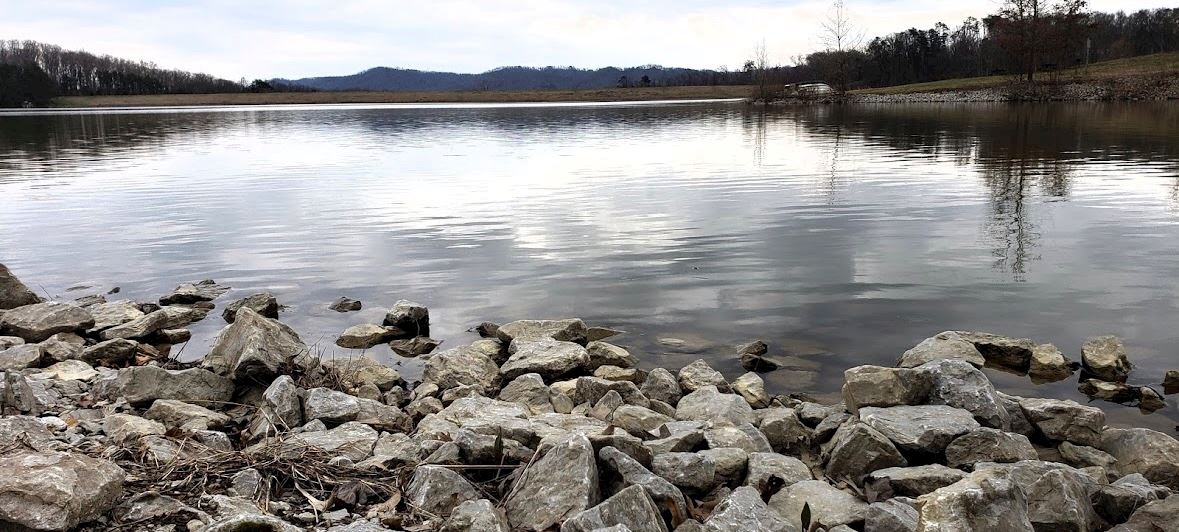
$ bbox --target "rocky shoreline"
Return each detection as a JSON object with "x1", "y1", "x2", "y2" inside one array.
[
  {"x1": 764, "y1": 75, "x2": 1179, "y2": 104},
  {"x1": 2, "y1": 263, "x2": 1179, "y2": 531}
]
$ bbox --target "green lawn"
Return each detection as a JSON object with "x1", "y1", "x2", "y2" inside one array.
[{"x1": 854, "y1": 52, "x2": 1179, "y2": 95}]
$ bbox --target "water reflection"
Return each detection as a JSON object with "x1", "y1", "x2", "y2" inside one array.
[{"x1": 2, "y1": 101, "x2": 1178, "y2": 431}]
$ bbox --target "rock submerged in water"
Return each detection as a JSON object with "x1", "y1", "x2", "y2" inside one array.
[
  {"x1": 0, "y1": 263, "x2": 44, "y2": 310},
  {"x1": 1082, "y1": 335, "x2": 1133, "y2": 383},
  {"x1": 222, "y1": 292, "x2": 279, "y2": 323},
  {"x1": 158, "y1": 279, "x2": 229, "y2": 305},
  {"x1": 329, "y1": 297, "x2": 362, "y2": 312}
]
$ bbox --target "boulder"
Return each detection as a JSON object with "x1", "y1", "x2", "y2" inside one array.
[
  {"x1": 104, "y1": 413, "x2": 166, "y2": 443},
  {"x1": 0, "y1": 336, "x2": 22, "y2": 350},
  {"x1": 1093, "y1": 474, "x2": 1171, "y2": 524},
  {"x1": 336, "y1": 323, "x2": 401, "y2": 349},
  {"x1": 0, "y1": 415, "x2": 54, "y2": 450},
  {"x1": 914, "y1": 359, "x2": 1008, "y2": 429},
  {"x1": 500, "y1": 373, "x2": 554, "y2": 414},
  {"x1": 653, "y1": 452, "x2": 716, "y2": 492},
  {"x1": 703, "y1": 422, "x2": 772, "y2": 453},
  {"x1": 86, "y1": 300, "x2": 144, "y2": 332},
  {"x1": 36, "y1": 359, "x2": 97, "y2": 381},
  {"x1": 329, "y1": 297, "x2": 362, "y2": 312},
  {"x1": 0, "y1": 371, "x2": 56, "y2": 414},
  {"x1": 841, "y1": 365, "x2": 929, "y2": 414},
  {"x1": 222, "y1": 292, "x2": 279, "y2": 323},
  {"x1": 560, "y1": 484, "x2": 667, "y2": 532},
  {"x1": 405, "y1": 465, "x2": 479, "y2": 517},
  {"x1": 1164, "y1": 370, "x2": 1179, "y2": 395},
  {"x1": 700, "y1": 447, "x2": 748, "y2": 484},
  {"x1": 303, "y1": 387, "x2": 361, "y2": 423},
  {"x1": 824, "y1": 421, "x2": 907, "y2": 484},
  {"x1": 678, "y1": 359, "x2": 729, "y2": 393},
  {"x1": 865, "y1": 499, "x2": 918, "y2": 532},
  {"x1": 769, "y1": 480, "x2": 868, "y2": 531},
  {"x1": 953, "y1": 331, "x2": 1037, "y2": 370},
  {"x1": 759, "y1": 407, "x2": 810, "y2": 454},
  {"x1": 897, "y1": 331, "x2": 985, "y2": 368},
  {"x1": 0, "y1": 451, "x2": 125, "y2": 531},
  {"x1": 1109, "y1": 496, "x2": 1179, "y2": 532},
  {"x1": 864, "y1": 465, "x2": 966, "y2": 498},
  {"x1": 586, "y1": 341, "x2": 638, "y2": 370},
  {"x1": 0, "y1": 302, "x2": 93, "y2": 342},
  {"x1": 575, "y1": 377, "x2": 649, "y2": 408},
  {"x1": 443, "y1": 498, "x2": 510, "y2": 532},
  {"x1": 944, "y1": 428, "x2": 1037, "y2": 468},
  {"x1": 78, "y1": 338, "x2": 138, "y2": 366},
  {"x1": 643, "y1": 421, "x2": 705, "y2": 455},
  {"x1": 100, "y1": 306, "x2": 207, "y2": 340},
  {"x1": 1100, "y1": 428, "x2": 1179, "y2": 490},
  {"x1": 732, "y1": 372, "x2": 770, "y2": 408},
  {"x1": 599, "y1": 446, "x2": 688, "y2": 521},
  {"x1": 977, "y1": 461, "x2": 1104, "y2": 531},
  {"x1": 504, "y1": 433, "x2": 599, "y2": 531},
  {"x1": 611, "y1": 405, "x2": 673, "y2": 436},
  {"x1": 0, "y1": 264, "x2": 43, "y2": 310},
  {"x1": 323, "y1": 356, "x2": 403, "y2": 391},
  {"x1": 263, "y1": 374, "x2": 304, "y2": 428},
  {"x1": 1057, "y1": 441, "x2": 1117, "y2": 470},
  {"x1": 204, "y1": 307, "x2": 316, "y2": 381},
  {"x1": 497, "y1": 318, "x2": 587, "y2": 345},
  {"x1": 502, "y1": 339, "x2": 590, "y2": 381},
  {"x1": 389, "y1": 336, "x2": 440, "y2": 357},
  {"x1": 916, "y1": 468, "x2": 1033, "y2": 531},
  {"x1": 1028, "y1": 343, "x2": 1077, "y2": 383},
  {"x1": 1019, "y1": 397, "x2": 1105, "y2": 446},
  {"x1": 205, "y1": 514, "x2": 301, "y2": 532},
  {"x1": 859, "y1": 405, "x2": 979, "y2": 456},
  {"x1": 744, "y1": 452, "x2": 812, "y2": 489},
  {"x1": 279, "y1": 422, "x2": 379, "y2": 462},
  {"x1": 104, "y1": 366, "x2": 234, "y2": 406},
  {"x1": 423, "y1": 344, "x2": 503, "y2": 395},
  {"x1": 0, "y1": 343, "x2": 43, "y2": 370},
  {"x1": 382, "y1": 300, "x2": 429, "y2": 336},
  {"x1": 144, "y1": 399, "x2": 230, "y2": 431},
  {"x1": 703, "y1": 486, "x2": 793, "y2": 532},
  {"x1": 594, "y1": 365, "x2": 640, "y2": 382},
  {"x1": 675, "y1": 386, "x2": 754, "y2": 425},
  {"x1": 1082, "y1": 335, "x2": 1132, "y2": 383},
  {"x1": 158, "y1": 280, "x2": 229, "y2": 305},
  {"x1": 639, "y1": 368, "x2": 681, "y2": 405}
]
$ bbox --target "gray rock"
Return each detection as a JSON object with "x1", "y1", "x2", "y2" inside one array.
[
  {"x1": 653, "y1": 452, "x2": 716, "y2": 492},
  {"x1": 1093, "y1": 473, "x2": 1171, "y2": 524},
  {"x1": 443, "y1": 498, "x2": 510, "y2": 532},
  {"x1": 675, "y1": 386, "x2": 754, "y2": 425},
  {"x1": 1058, "y1": 441, "x2": 1118, "y2": 470},
  {"x1": 703, "y1": 422, "x2": 772, "y2": 453},
  {"x1": 104, "y1": 413, "x2": 166, "y2": 443},
  {"x1": 0, "y1": 415, "x2": 54, "y2": 450},
  {"x1": 611, "y1": 405, "x2": 673, "y2": 436},
  {"x1": 897, "y1": 331, "x2": 985, "y2": 368},
  {"x1": 229, "y1": 468, "x2": 263, "y2": 498},
  {"x1": 1109, "y1": 496, "x2": 1179, "y2": 532},
  {"x1": 1164, "y1": 370, "x2": 1179, "y2": 394},
  {"x1": 158, "y1": 280, "x2": 229, "y2": 305},
  {"x1": 144, "y1": 399, "x2": 230, "y2": 431},
  {"x1": 0, "y1": 264, "x2": 43, "y2": 310},
  {"x1": 769, "y1": 480, "x2": 868, "y2": 531},
  {"x1": 329, "y1": 297, "x2": 362, "y2": 312},
  {"x1": 824, "y1": 421, "x2": 907, "y2": 484},
  {"x1": 798, "y1": 402, "x2": 845, "y2": 426},
  {"x1": 1100, "y1": 428, "x2": 1179, "y2": 490},
  {"x1": 1020, "y1": 397, "x2": 1105, "y2": 446},
  {"x1": 999, "y1": 462, "x2": 1106, "y2": 531},
  {"x1": 204, "y1": 514, "x2": 301, "y2": 532},
  {"x1": 279, "y1": 422, "x2": 379, "y2": 462},
  {"x1": 0, "y1": 343, "x2": 43, "y2": 370},
  {"x1": 222, "y1": 292, "x2": 279, "y2": 323},
  {"x1": 264, "y1": 374, "x2": 304, "y2": 428},
  {"x1": 812, "y1": 412, "x2": 852, "y2": 444},
  {"x1": 859, "y1": 405, "x2": 979, "y2": 455},
  {"x1": 496, "y1": 318, "x2": 588, "y2": 345},
  {"x1": 103, "y1": 366, "x2": 234, "y2": 406},
  {"x1": 86, "y1": 300, "x2": 145, "y2": 333},
  {"x1": 1028, "y1": 343, "x2": 1077, "y2": 383},
  {"x1": 0, "y1": 336, "x2": 22, "y2": 350},
  {"x1": 203, "y1": 307, "x2": 316, "y2": 382},
  {"x1": 586, "y1": 341, "x2": 638, "y2": 370},
  {"x1": 504, "y1": 433, "x2": 599, "y2": 531},
  {"x1": 389, "y1": 336, "x2": 441, "y2": 357},
  {"x1": 500, "y1": 373, "x2": 554, "y2": 414},
  {"x1": 732, "y1": 372, "x2": 770, "y2": 408},
  {"x1": 865, "y1": 499, "x2": 918, "y2": 532},
  {"x1": 0, "y1": 301, "x2": 93, "y2": 342},
  {"x1": 79, "y1": 338, "x2": 139, "y2": 366},
  {"x1": 953, "y1": 331, "x2": 1037, "y2": 370},
  {"x1": 406, "y1": 465, "x2": 479, "y2": 517},
  {"x1": 324, "y1": 356, "x2": 403, "y2": 391},
  {"x1": 916, "y1": 468, "x2": 1033, "y2": 531},
  {"x1": 944, "y1": 428, "x2": 1037, "y2": 468},
  {"x1": 38, "y1": 332, "x2": 84, "y2": 362},
  {"x1": 841, "y1": 365, "x2": 929, "y2": 414},
  {"x1": 640, "y1": 368, "x2": 681, "y2": 406},
  {"x1": 643, "y1": 421, "x2": 705, "y2": 456},
  {"x1": 99, "y1": 306, "x2": 207, "y2": 340},
  {"x1": 864, "y1": 465, "x2": 966, "y2": 498},
  {"x1": 996, "y1": 391, "x2": 1036, "y2": 436},
  {"x1": 759, "y1": 407, "x2": 810, "y2": 454},
  {"x1": 33, "y1": 359, "x2": 95, "y2": 382},
  {"x1": 594, "y1": 365, "x2": 640, "y2": 382},
  {"x1": 303, "y1": 387, "x2": 361, "y2": 423},
  {"x1": 336, "y1": 323, "x2": 401, "y2": 349},
  {"x1": 423, "y1": 344, "x2": 503, "y2": 395},
  {"x1": 678, "y1": 359, "x2": 729, "y2": 393},
  {"x1": 575, "y1": 377, "x2": 649, "y2": 408},
  {"x1": 704, "y1": 486, "x2": 794, "y2": 532},
  {"x1": 919, "y1": 359, "x2": 1008, "y2": 429},
  {"x1": 0, "y1": 450, "x2": 125, "y2": 531},
  {"x1": 700, "y1": 447, "x2": 748, "y2": 484},
  {"x1": 115, "y1": 491, "x2": 207, "y2": 525},
  {"x1": 599, "y1": 446, "x2": 688, "y2": 522},
  {"x1": 0, "y1": 371, "x2": 56, "y2": 414},
  {"x1": 744, "y1": 452, "x2": 811, "y2": 489},
  {"x1": 561, "y1": 484, "x2": 667, "y2": 532},
  {"x1": 502, "y1": 338, "x2": 590, "y2": 381},
  {"x1": 382, "y1": 299, "x2": 429, "y2": 336},
  {"x1": 1082, "y1": 335, "x2": 1132, "y2": 383}
]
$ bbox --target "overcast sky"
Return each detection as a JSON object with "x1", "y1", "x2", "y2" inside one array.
[{"x1": 1, "y1": 0, "x2": 1165, "y2": 80}]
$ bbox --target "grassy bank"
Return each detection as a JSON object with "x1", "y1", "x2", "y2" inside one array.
[
  {"x1": 854, "y1": 51, "x2": 1179, "y2": 95},
  {"x1": 51, "y1": 85, "x2": 755, "y2": 108}
]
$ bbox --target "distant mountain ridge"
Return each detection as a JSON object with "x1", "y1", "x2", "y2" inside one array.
[{"x1": 276, "y1": 65, "x2": 744, "y2": 91}]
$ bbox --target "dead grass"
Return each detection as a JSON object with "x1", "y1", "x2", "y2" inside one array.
[{"x1": 52, "y1": 85, "x2": 754, "y2": 108}]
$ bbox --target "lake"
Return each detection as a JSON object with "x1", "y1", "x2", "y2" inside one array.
[{"x1": 2, "y1": 101, "x2": 1177, "y2": 431}]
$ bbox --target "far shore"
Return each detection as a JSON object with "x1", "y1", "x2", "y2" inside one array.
[{"x1": 48, "y1": 85, "x2": 756, "y2": 108}]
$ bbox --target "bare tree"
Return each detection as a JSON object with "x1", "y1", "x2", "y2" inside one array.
[
  {"x1": 752, "y1": 39, "x2": 772, "y2": 101},
  {"x1": 818, "y1": 0, "x2": 862, "y2": 95}
]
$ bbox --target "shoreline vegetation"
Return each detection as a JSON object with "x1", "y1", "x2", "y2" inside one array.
[{"x1": 3, "y1": 266, "x2": 1179, "y2": 530}]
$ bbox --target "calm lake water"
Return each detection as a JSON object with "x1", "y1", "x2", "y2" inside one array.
[{"x1": 2, "y1": 101, "x2": 1178, "y2": 430}]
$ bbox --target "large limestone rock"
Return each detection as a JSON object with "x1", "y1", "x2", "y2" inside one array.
[
  {"x1": 732, "y1": 372, "x2": 770, "y2": 408},
  {"x1": 1082, "y1": 335, "x2": 1132, "y2": 383},
  {"x1": 864, "y1": 465, "x2": 965, "y2": 498},
  {"x1": 976, "y1": 461, "x2": 1104, "y2": 531},
  {"x1": 652, "y1": 452, "x2": 717, "y2": 492},
  {"x1": 303, "y1": 387, "x2": 361, "y2": 423},
  {"x1": 953, "y1": 331, "x2": 1037, "y2": 370},
  {"x1": 824, "y1": 421, "x2": 907, "y2": 483},
  {"x1": 944, "y1": 428, "x2": 1037, "y2": 468},
  {"x1": 759, "y1": 407, "x2": 811, "y2": 454},
  {"x1": 443, "y1": 499, "x2": 510, "y2": 532},
  {"x1": 100, "y1": 306, "x2": 206, "y2": 340},
  {"x1": 423, "y1": 344, "x2": 503, "y2": 395},
  {"x1": 704, "y1": 422, "x2": 772, "y2": 453},
  {"x1": 336, "y1": 323, "x2": 400, "y2": 349},
  {"x1": 504, "y1": 433, "x2": 599, "y2": 531},
  {"x1": 158, "y1": 280, "x2": 229, "y2": 305},
  {"x1": 704, "y1": 486, "x2": 794, "y2": 532},
  {"x1": 0, "y1": 264, "x2": 43, "y2": 310},
  {"x1": 264, "y1": 374, "x2": 304, "y2": 428},
  {"x1": 560, "y1": 484, "x2": 667, "y2": 532},
  {"x1": 0, "y1": 343, "x2": 43, "y2": 370},
  {"x1": 1028, "y1": 343, "x2": 1077, "y2": 383},
  {"x1": 382, "y1": 300, "x2": 430, "y2": 336},
  {"x1": 0, "y1": 416, "x2": 54, "y2": 450},
  {"x1": 599, "y1": 446, "x2": 688, "y2": 522},
  {"x1": 897, "y1": 331, "x2": 985, "y2": 368},
  {"x1": 323, "y1": 356, "x2": 403, "y2": 391},
  {"x1": 203, "y1": 307, "x2": 316, "y2": 381},
  {"x1": 405, "y1": 465, "x2": 479, "y2": 517},
  {"x1": 144, "y1": 399, "x2": 230, "y2": 431},
  {"x1": 103, "y1": 413, "x2": 166, "y2": 443},
  {"x1": 1094, "y1": 474, "x2": 1171, "y2": 525},
  {"x1": 586, "y1": 341, "x2": 638, "y2": 370},
  {"x1": 744, "y1": 452, "x2": 812, "y2": 489},
  {"x1": 675, "y1": 386, "x2": 754, "y2": 425},
  {"x1": 1110, "y1": 496, "x2": 1179, "y2": 532},
  {"x1": 916, "y1": 468, "x2": 1033, "y2": 531},
  {"x1": 640, "y1": 368, "x2": 681, "y2": 405},
  {"x1": 866, "y1": 499, "x2": 919, "y2": 532},
  {"x1": 841, "y1": 365, "x2": 929, "y2": 414},
  {"x1": 78, "y1": 338, "x2": 138, "y2": 367},
  {"x1": 678, "y1": 359, "x2": 729, "y2": 393},
  {"x1": 769, "y1": 480, "x2": 868, "y2": 531},
  {"x1": 499, "y1": 373, "x2": 554, "y2": 414},
  {"x1": 0, "y1": 302, "x2": 93, "y2": 342},
  {"x1": 1100, "y1": 428, "x2": 1179, "y2": 490},
  {"x1": 222, "y1": 292, "x2": 279, "y2": 323},
  {"x1": 86, "y1": 300, "x2": 144, "y2": 332},
  {"x1": 1019, "y1": 397, "x2": 1105, "y2": 446},
  {"x1": 496, "y1": 319, "x2": 588, "y2": 345},
  {"x1": 859, "y1": 405, "x2": 979, "y2": 455},
  {"x1": 0, "y1": 451, "x2": 125, "y2": 531},
  {"x1": 279, "y1": 422, "x2": 379, "y2": 462},
  {"x1": 502, "y1": 339, "x2": 590, "y2": 381},
  {"x1": 919, "y1": 359, "x2": 1008, "y2": 429},
  {"x1": 103, "y1": 366, "x2": 234, "y2": 406}
]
